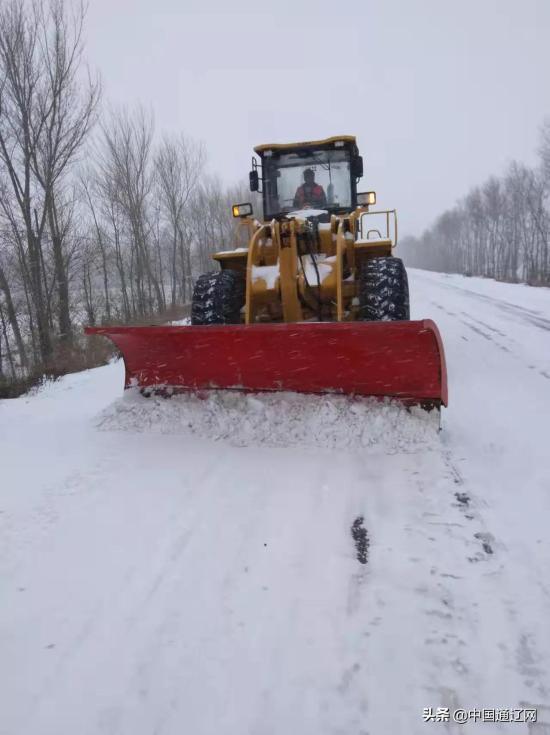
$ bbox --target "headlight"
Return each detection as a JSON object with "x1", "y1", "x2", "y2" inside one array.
[
  {"x1": 232, "y1": 202, "x2": 253, "y2": 218},
  {"x1": 357, "y1": 191, "x2": 376, "y2": 206}
]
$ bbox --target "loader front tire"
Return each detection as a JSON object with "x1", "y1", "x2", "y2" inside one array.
[
  {"x1": 358, "y1": 257, "x2": 410, "y2": 321},
  {"x1": 191, "y1": 270, "x2": 245, "y2": 325}
]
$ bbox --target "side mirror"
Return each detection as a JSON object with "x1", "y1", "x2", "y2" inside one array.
[
  {"x1": 353, "y1": 156, "x2": 364, "y2": 179},
  {"x1": 249, "y1": 170, "x2": 259, "y2": 192}
]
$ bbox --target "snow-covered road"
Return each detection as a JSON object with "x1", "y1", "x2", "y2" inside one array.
[{"x1": 1, "y1": 270, "x2": 549, "y2": 734}]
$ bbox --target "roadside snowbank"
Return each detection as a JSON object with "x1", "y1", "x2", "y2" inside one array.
[{"x1": 97, "y1": 388, "x2": 439, "y2": 451}]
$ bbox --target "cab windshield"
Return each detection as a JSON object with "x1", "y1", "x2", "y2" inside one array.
[{"x1": 263, "y1": 149, "x2": 352, "y2": 218}]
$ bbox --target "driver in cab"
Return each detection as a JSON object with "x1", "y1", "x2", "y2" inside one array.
[{"x1": 293, "y1": 168, "x2": 327, "y2": 209}]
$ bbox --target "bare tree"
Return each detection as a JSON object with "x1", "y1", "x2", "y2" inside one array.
[
  {"x1": 538, "y1": 118, "x2": 550, "y2": 184},
  {"x1": 0, "y1": 1, "x2": 263, "y2": 394},
  {"x1": 32, "y1": 0, "x2": 100, "y2": 343},
  {"x1": 0, "y1": 0, "x2": 99, "y2": 361},
  {"x1": 406, "y1": 155, "x2": 550, "y2": 286},
  {"x1": 97, "y1": 107, "x2": 165, "y2": 316},
  {"x1": 155, "y1": 134, "x2": 205, "y2": 304}
]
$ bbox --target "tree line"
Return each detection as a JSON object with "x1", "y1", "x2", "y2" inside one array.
[
  {"x1": 0, "y1": 0, "x2": 253, "y2": 392},
  {"x1": 404, "y1": 122, "x2": 550, "y2": 286}
]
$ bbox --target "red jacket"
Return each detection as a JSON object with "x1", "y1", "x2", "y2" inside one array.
[{"x1": 293, "y1": 183, "x2": 327, "y2": 208}]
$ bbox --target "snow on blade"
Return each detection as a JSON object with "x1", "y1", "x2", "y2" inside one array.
[{"x1": 97, "y1": 389, "x2": 440, "y2": 450}]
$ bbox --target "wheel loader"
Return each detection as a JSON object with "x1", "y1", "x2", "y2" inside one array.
[{"x1": 86, "y1": 136, "x2": 448, "y2": 408}]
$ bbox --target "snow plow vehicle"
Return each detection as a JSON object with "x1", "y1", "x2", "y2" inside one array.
[{"x1": 86, "y1": 135, "x2": 448, "y2": 408}]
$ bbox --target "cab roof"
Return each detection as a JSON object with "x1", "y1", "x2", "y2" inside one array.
[{"x1": 254, "y1": 135, "x2": 357, "y2": 155}]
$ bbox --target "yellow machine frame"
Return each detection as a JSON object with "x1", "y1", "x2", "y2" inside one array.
[{"x1": 212, "y1": 136, "x2": 399, "y2": 325}]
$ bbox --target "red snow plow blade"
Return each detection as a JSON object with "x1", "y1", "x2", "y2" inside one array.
[{"x1": 86, "y1": 320, "x2": 448, "y2": 407}]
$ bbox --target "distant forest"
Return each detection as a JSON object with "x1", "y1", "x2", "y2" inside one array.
[
  {"x1": 0, "y1": 1, "x2": 255, "y2": 394},
  {"x1": 404, "y1": 121, "x2": 550, "y2": 287}
]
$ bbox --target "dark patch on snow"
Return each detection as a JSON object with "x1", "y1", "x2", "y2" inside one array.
[
  {"x1": 140, "y1": 386, "x2": 174, "y2": 399},
  {"x1": 454, "y1": 491, "x2": 470, "y2": 506},
  {"x1": 445, "y1": 455, "x2": 464, "y2": 486},
  {"x1": 351, "y1": 517, "x2": 370, "y2": 565},
  {"x1": 474, "y1": 532, "x2": 494, "y2": 555}
]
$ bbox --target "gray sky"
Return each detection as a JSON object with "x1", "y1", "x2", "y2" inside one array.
[{"x1": 82, "y1": 0, "x2": 550, "y2": 235}]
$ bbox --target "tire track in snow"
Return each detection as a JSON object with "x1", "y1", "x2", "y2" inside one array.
[
  {"x1": 442, "y1": 450, "x2": 499, "y2": 560},
  {"x1": 419, "y1": 271, "x2": 550, "y2": 719},
  {"x1": 431, "y1": 300, "x2": 513, "y2": 354},
  {"x1": 439, "y1": 447, "x2": 550, "y2": 713},
  {"x1": 459, "y1": 317, "x2": 512, "y2": 352},
  {"x1": 460, "y1": 312, "x2": 507, "y2": 337},
  {"x1": 429, "y1": 296, "x2": 550, "y2": 382},
  {"x1": 420, "y1": 272, "x2": 550, "y2": 332},
  {"x1": 343, "y1": 447, "x2": 507, "y2": 730}
]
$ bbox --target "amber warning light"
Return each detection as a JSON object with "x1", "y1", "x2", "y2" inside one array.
[
  {"x1": 232, "y1": 202, "x2": 253, "y2": 218},
  {"x1": 357, "y1": 191, "x2": 377, "y2": 206}
]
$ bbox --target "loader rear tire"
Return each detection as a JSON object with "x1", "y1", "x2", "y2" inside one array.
[
  {"x1": 191, "y1": 270, "x2": 245, "y2": 325},
  {"x1": 358, "y1": 257, "x2": 410, "y2": 321}
]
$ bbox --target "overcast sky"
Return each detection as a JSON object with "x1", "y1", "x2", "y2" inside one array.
[{"x1": 81, "y1": 0, "x2": 550, "y2": 235}]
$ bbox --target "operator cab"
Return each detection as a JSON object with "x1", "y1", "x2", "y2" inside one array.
[{"x1": 250, "y1": 136, "x2": 363, "y2": 220}]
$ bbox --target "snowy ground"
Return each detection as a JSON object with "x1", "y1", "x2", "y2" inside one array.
[{"x1": 1, "y1": 269, "x2": 550, "y2": 735}]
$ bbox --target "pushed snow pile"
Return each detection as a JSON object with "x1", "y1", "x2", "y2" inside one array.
[{"x1": 96, "y1": 389, "x2": 439, "y2": 451}]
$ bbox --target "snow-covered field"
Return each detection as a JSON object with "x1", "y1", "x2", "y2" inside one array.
[{"x1": 1, "y1": 269, "x2": 549, "y2": 734}]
